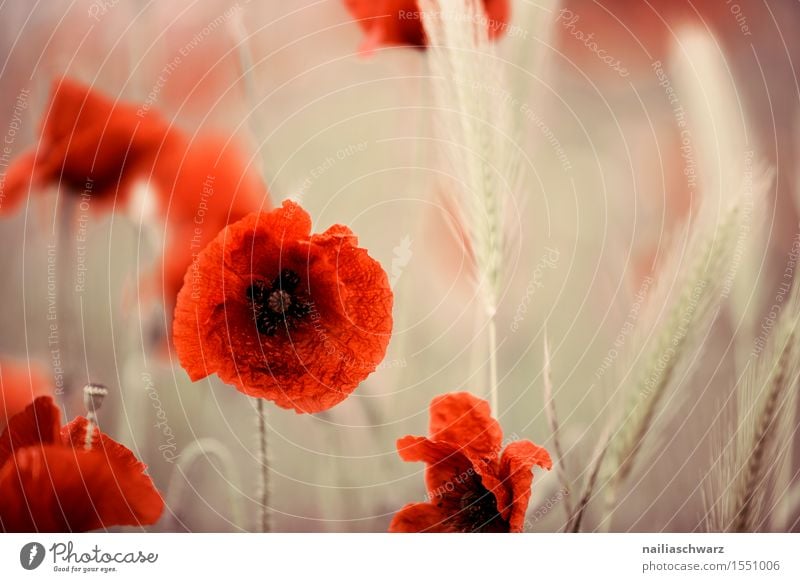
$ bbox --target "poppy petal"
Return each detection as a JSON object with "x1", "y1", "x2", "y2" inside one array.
[
  {"x1": 61, "y1": 417, "x2": 149, "y2": 475},
  {"x1": 429, "y1": 392, "x2": 502, "y2": 459},
  {"x1": 0, "y1": 396, "x2": 60, "y2": 467},
  {"x1": 397, "y1": 435, "x2": 477, "y2": 502},
  {"x1": 172, "y1": 203, "x2": 312, "y2": 383},
  {"x1": 389, "y1": 502, "x2": 453, "y2": 532},
  {"x1": 0, "y1": 150, "x2": 37, "y2": 215},
  {"x1": 498, "y1": 440, "x2": 552, "y2": 532},
  {"x1": 36, "y1": 79, "x2": 169, "y2": 208},
  {"x1": 0, "y1": 359, "x2": 54, "y2": 432},
  {"x1": 0, "y1": 445, "x2": 163, "y2": 532}
]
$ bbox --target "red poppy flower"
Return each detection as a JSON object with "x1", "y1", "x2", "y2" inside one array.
[
  {"x1": 1, "y1": 78, "x2": 172, "y2": 215},
  {"x1": 0, "y1": 358, "x2": 52, "y2": 432},
  {"x1": 344, "y1": 0, "x2": 510, "y2": 55},
  {"x1": 172, "y1": 200, "x2": 394, "y2": 414},
  {"x1": 390, "y1": 392, "x2": 551, "y2": 532},
  {"x1": 0, "y1": 396, "x2": 163, "y2": 532}
]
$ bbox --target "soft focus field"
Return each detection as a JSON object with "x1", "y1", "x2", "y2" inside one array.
[{"x1": 1, "y1": 0, "x2": 799, "y2": 532}]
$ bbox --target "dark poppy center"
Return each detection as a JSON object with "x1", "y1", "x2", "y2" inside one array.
[
  {"x1": 457, "y1": 480, "x2": 507, "y2": 533},
  {"x1": 246, "y1": 269, "x2": 311, "y2": 336}
]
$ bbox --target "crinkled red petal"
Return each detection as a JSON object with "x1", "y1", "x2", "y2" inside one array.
[
  {"x1": 397, "y1": 435, "x2": 477, "y2": 502},
  {"x1": 389, "y1": 502, "x2": 454, "y2": 532},
  {"x1": 498, "y1": 440, "x2": 552, "y2": 532},
  {"x1": 428, "y1": 391, "x2": 502, "y2": 459},
  {"x1": 471, "y1": 439, "x2": 551, "y2": 531}
]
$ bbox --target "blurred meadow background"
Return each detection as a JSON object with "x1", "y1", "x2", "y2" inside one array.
[{"x1": 1, "y1": 0, "x2": 800, "y2": 532}]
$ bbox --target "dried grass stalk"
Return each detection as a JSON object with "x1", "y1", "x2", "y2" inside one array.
[
  {"x1": 567, "y1": 429, "x2": 612, "y2": 533},
  {"x1": 543, "y1": 335, "x2": 573, "y2": 519},
  {"x1": 705, "y1": 258, "x2": 800, "y2": 532}
]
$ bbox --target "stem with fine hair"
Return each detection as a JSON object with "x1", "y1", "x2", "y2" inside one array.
[
  {"x1": 488, "y1": 310, "x2": 499, "y2": 414},
  {"x1": 256, "y1": 398, "x2": 271, "y2": 532}
]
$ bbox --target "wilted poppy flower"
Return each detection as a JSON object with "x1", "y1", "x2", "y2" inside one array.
[
  {"x1": 0, "y1": 78, "x2": 171, "y2": 215},
  {"x1": 344, "y1": 0, "x2": 510, "y2": 55},
  {"x1": 0, "y1": 358, "x2": 53, "y2": 432},
  {"x1": 390, "y1": 392, "x2": 551, "y2": 532},
  {"x1": 172, "y1": 200, "x2": 393, "y2": 414},
  {"x1": 0, "y1": 396, "x2": 163, "y2": 532}
]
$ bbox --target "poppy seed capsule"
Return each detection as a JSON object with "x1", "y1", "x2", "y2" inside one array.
[
  {"x1": 268, "y1": 289, "x2": 292, "y2": 314},
  {"x1": 83, "y1": 383, "x2": 108, "y2": 414},
  {"x1": 82, "y1": 384, "x2": 107, "y2": 450}
]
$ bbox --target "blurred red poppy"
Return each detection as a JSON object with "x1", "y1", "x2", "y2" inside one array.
[
  {"x1": 344, "y1": 0, "x2": 510, "y2": 55},
  {"x1": 0, "y1": 78, "x2": 171, "y2": 215},
  {"x1": 1, "y1": 79, "x2": 268, "y2": 340},
  {"x1": 172, "y1": 200, "x2": 394, "y2": 414},
  {"x1": 145, "y1": 134, "x2": 268, "y2": 333},
  {"x1": 390, "y1": 392, "x2": 551, "y2": 532},
  {"x1": 0, "y1": 358, "x2": 53, "y2": 432},
  {"x1": 0, "y1": 396, "x2": 163, "y2": 532}
]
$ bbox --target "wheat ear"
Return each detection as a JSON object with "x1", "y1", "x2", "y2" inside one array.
[
  {"x1": 420, "y1": 0, "x2": 523, "y2": 412},
  {"x1": 604, "y1": 167, "x2": 768, "y2": 522},
  {"x1": 705, "y1": 251, "x2": 800, "y2": 532}
]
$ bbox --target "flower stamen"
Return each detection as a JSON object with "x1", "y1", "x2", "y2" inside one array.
[{"x1": 247, "y1": 269, "x2": 311, "y2": 336}]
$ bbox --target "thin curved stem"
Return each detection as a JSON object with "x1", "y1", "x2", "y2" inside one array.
[
  {"x1": 256, "y1": 398, "x2": 271, "y2": 533},
  {"x1": 488, "y1": 311, "x2": 499, "y2": 414}
]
